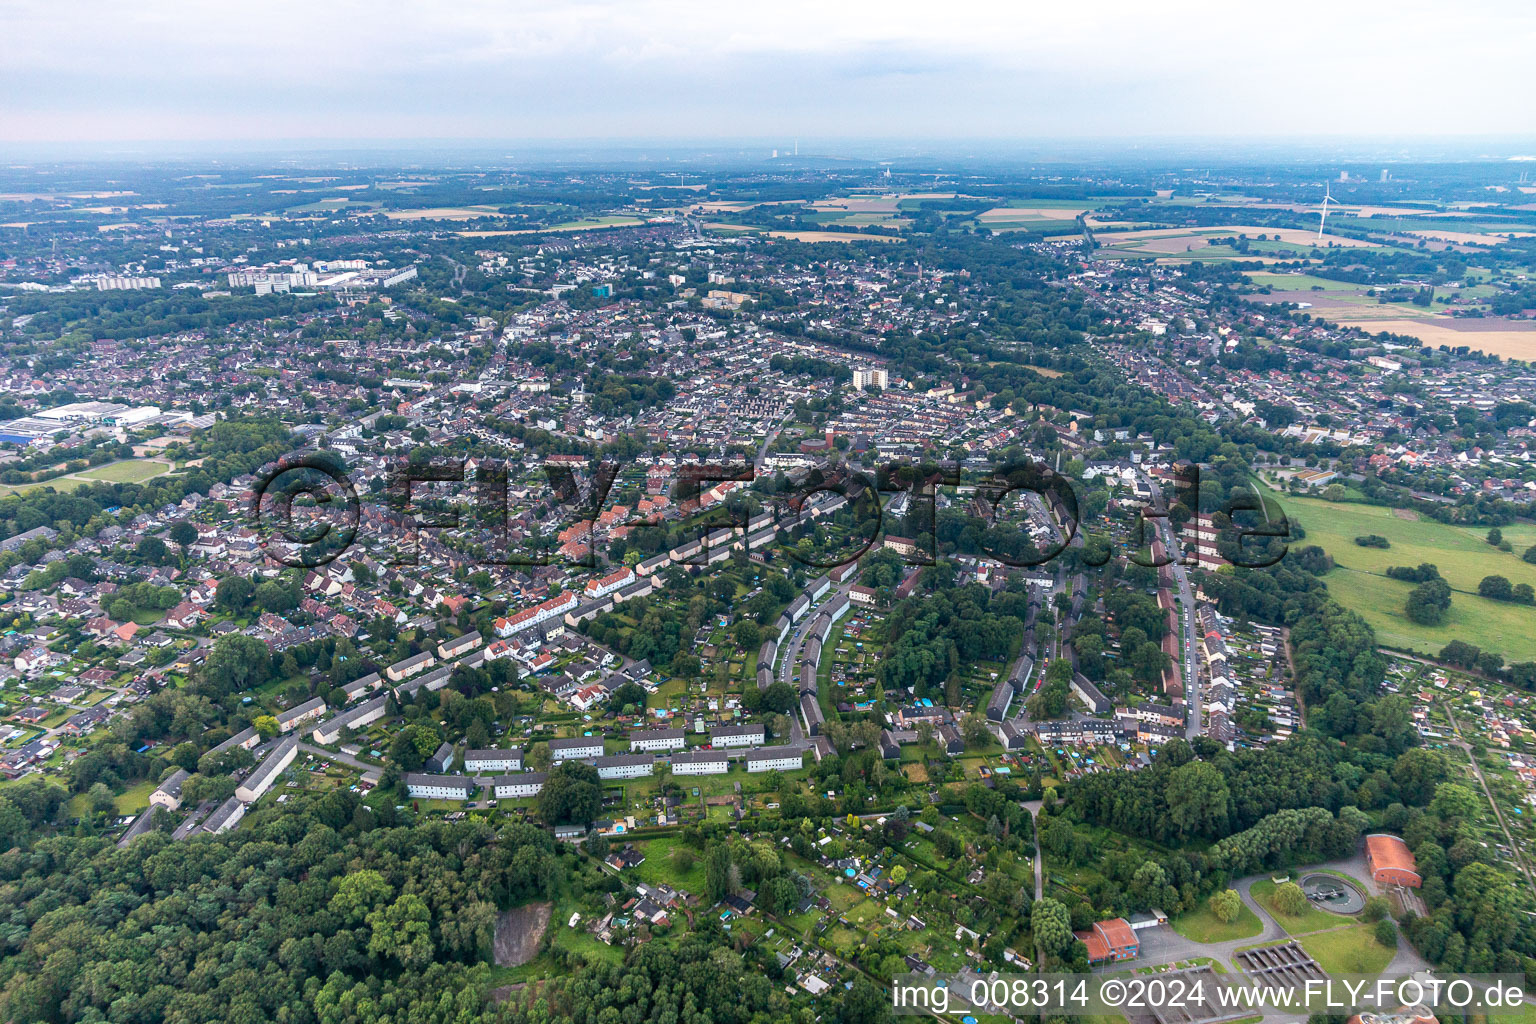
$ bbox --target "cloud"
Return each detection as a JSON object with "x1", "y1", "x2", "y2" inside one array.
[{"x1": 1, "y1": 0, "x2": 1533, "y2": 143}]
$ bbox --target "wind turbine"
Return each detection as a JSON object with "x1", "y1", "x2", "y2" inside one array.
[{"x1": 1316, "y1": 183, "x2": 1338, "y2": 242}]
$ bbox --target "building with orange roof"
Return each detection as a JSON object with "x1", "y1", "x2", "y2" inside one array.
[
  {"x1": 1365, "y1": 834, "x2": 1420, "y2": 888},
  {"x1": 1073, "y1": 917, "x2": 1139, "y2": 963}
]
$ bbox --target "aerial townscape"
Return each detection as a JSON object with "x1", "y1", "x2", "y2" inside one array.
[{"x1": 3, "y1": 4, "x2": 1536, "y2": 1023}]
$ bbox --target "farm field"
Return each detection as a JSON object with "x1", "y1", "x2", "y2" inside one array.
[
  {"x1": 381, "y1": 205, "x2": 507, "y2": 220},
  {"x1": 1244, "y1": 272, "x2": 1362, "y2": 292},
  {"x1": 1098, "y1": 225, "x2": 1378, "y2": 257},
  {"x1": 765, "y1": 230, "x2": 901, "y2": 243},
  {"x1": 457, "y1": 216, "x2": 645, "y2": 237},
  {"x1": 1242, "y1": 265, "x2": 1536, "y2": 359},
  {"x1": 974, "y1": 204, "x2": 1090, "y2": 231},
  {"x1": 1332, "y1": 317, "x2": 1536, "y2": 361}
]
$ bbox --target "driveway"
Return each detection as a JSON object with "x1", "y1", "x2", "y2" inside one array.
[{"x1": 1119, "y1": 850, "x2": 1429, "y2": 975}]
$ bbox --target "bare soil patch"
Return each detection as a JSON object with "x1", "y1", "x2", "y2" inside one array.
[{"x1": 494, "y1": 901, "x2": 553, "y2": 967}]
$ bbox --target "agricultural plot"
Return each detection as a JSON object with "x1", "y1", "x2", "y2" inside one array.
[
  {"x1": 1332, "y1": 317, "x2": 1536, "y2": 361},
  {"x1": 1097, "y1": 225, "x2": 1378, "y2": 261}
]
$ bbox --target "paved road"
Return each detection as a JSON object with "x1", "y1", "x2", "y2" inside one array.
[
  {"x1": 753, "y1": 412, "x2": 792, "y2": 474},
  {"x1": 298, "y1": 741, "x2": 382, "y2": 777},
  {"x1": 1143, "y1": 471, "x2": 1200, "y2": 736},
  {"x1": 1024, "y1": 799, "x2": 1045, "y2": 901},
  {"x1": 1111, "y1": 850, "x2": 1432, "y2": 976}
]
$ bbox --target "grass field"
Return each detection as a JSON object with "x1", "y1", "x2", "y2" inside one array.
[
  {"x1": 1249, "y1": 880, "x2": 1350, "y2": 936},
  {"x1": 1258, "y1": 481, "x2": 1536, "y2": 661},
  {"x1": 67, "y1": 778, "x2": 157, "y2": 819},
  {"x1": 628, "y1": 836, "x2": 709, "y2": 893},
  {"x1": 1170, "y1": 899, "x2": 1264, "y2": 943},
  {"x1": 1323, "y1": 568, "x2": 1536, "y2": 664},
  {"x1": 1245, "y1": 272, "x2": 1361, "y2": 292},
  {"x1": 1298, "y1": 924, "x2": 1395, "y2": 974},
  {"x1": 0, "y1": 457, "x2": 173, "y2": 496}
]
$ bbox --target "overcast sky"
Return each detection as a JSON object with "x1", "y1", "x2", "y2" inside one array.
[{"x1": 2, "y1": 0, "x2": 1533, "y2": 146}]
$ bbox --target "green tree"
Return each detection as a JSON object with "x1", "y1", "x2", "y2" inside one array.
[
  {"x1": 215, "y1": 575, "x2": 254, "y2": 614},
  {"x1": 1166, "y1": 761, "x2": 1230, "y2": 839},
  {"x1": 1208, "y1": 888, "x2": 1242, "y2": 924},
  {"x1": 1272, "y1": 881, "x2": 1308, "y2": 917},
  {"x1": 366, "y1": 893, "x2": 434, "y2": 968},
  {"x1": 535, "y1": 762, "x2": 603, "y2": 825},
  {"x1": 87, "y1": 782, "x2": 117, "y2": 816},
  {"x1": 1405, "y1": 577, "x2": 1451, "y2": 625},
  {"x1": 329, "y1": 869, "x2": 393, "y2": 925},
  {"x1": 706, "y1": 842, "x2": 734, "y2": 902},
  {"x1": 732, "y1": 619, "x2": 761, "y2": 649},
  {"x1": 199, "y1": 634, "x2": 272, "y2": 696},
  {"x1": 1373, "y1": 917, "x2": 1397, "y2": 948},
  {"x1": 838, "y1": 977, "x2": 891, "y2": 1024},
  {"x1": 1429, "y1": 781, "x2": 1480, "y2": 823},
  {"x1": 1031, "y1": 897, "x2": 1074, "y2": 961}
]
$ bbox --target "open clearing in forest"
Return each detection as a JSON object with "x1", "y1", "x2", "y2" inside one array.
[{"x1": 494, "y1": 902, "x2": 553, "y2": 966}]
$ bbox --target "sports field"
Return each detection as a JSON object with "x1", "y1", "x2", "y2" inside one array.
[{"x1": 0, "y1": 457, "x2": 173, "y2": 496}]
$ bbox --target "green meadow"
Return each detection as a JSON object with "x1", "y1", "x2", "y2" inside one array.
[{"x1": 1260, "y1": 481, "x2": 1536, "y2": 662}]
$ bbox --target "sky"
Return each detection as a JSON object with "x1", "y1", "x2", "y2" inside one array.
[{"x1": 2, "y1": 0, "x2": 1534, "y2": 147}]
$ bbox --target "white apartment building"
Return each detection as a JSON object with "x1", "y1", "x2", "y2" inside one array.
[
  {"x1": 463, "y1": 748, "x2": 524, "y2": 773},
  {"x1": 853, "y1": 367, "x2": 889, "y2": 391},
  {"x1": 547, "y1": 737, "x2": 604, "y2": 762},
  {"x1": 746, "y1": 746, "x2": 804, "y2": 772},
  {"x1": 235, "y1": 737, "x2": 298, "y2": 803},
  {"x1": 670, "y1": 750, "x2": 729, "y2": 775},
  {"x1": 709, "y1": 723, "x2": 765, "y2": 748},
  {"x1": 404, "y1": 774, "x2": 473, "y2": 800},
  {"x1": 592, "y1": 754, "x2": 654, "y2": 780},
  {"x1": 312, "y1": 695, "x2": 387, "y2": 744},
  {"x1": 493, "y1": 773, "x2": 547, "y2": 799},
  {"x1": 628, "y1": 728, "x2": 686, "y2": 753}
]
